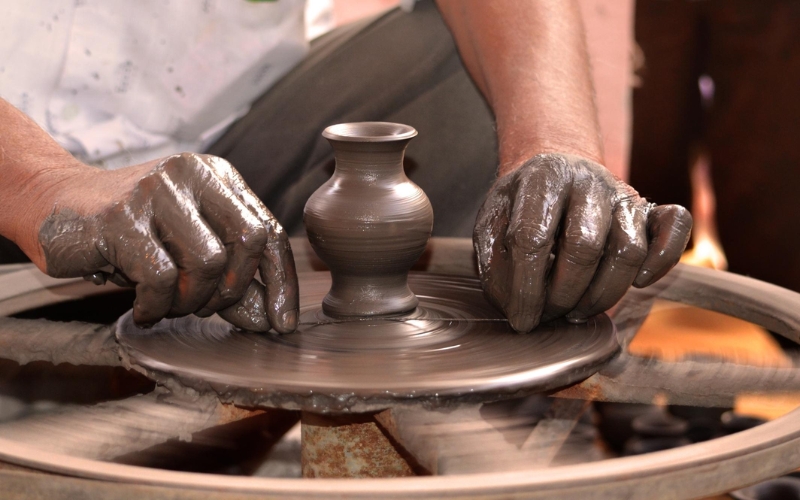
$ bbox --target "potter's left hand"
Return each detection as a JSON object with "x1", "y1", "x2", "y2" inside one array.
[
  {"x1": 0, "y1": 99, "x2": 297, "y2": 332},
  {"x1": 36, "y1": 153, "x2": 298, "y2": 333},
  {"x1": 474, "y1": 153, "x2": 692, "y2": 333}
]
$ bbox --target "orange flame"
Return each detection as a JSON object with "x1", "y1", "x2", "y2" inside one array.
[{"x1": 680, "y1": 149, "x2": 728, "y2": 270}]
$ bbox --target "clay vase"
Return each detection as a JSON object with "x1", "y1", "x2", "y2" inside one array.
[{"x1": 303, "y1": 122, "x2": 433, "y2": 318}]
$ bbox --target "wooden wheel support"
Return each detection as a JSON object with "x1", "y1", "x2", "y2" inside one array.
[{"x1": 300, "y1": 411, "x2": 416, "y2": 478}]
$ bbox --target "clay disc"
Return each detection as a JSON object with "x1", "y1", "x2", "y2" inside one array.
[{"x1": 116, "y1": 272, "x2": 619, "y2": 412}]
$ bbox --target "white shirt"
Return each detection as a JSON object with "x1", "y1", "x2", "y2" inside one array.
[{"x1": 0, "y1": 0, "x2": 333, "y2": 169}]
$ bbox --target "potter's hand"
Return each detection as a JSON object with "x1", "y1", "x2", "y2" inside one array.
[
  {"x1": 38, "y1": 153, "x2": 298, "y2": 333},
  {"x1": 474, "y1": 153, "x2": 692, "y2": 333}
]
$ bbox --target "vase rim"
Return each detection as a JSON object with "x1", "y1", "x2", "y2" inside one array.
[{"x1": 322, "y1": 122, "x2": 418, "y2": 143}]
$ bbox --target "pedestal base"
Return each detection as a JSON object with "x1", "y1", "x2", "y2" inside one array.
[{"x1": 301, "y1": 411, "x2": 416, "y2": 478}]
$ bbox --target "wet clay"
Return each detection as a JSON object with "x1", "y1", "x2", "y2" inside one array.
[
  {"x1": 116, "y1": 272, "x2": 619, "y2": 413},
  {"x1": 473, "y1": 153, "x2": 693, "y2": 333},
  {"x1": 304, "y1": 122, "x2": 433, "y2": 318},
  {"x1": 38, "y1": 152, "x2": 298, "y2": 333},
  {"x1": 0, "y1": 317, "x2": 120, "y2": 367}
]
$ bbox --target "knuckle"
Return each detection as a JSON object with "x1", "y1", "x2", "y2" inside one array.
[
  {"x1": 136, "y1": 171, "x2": 163, "y2": 193},
  {"x1": 266, "y1": 220, "x2": 290, "y2": 247},
  {"x1": 177, "y1": 151, "x2": 200, "y2": 165},
  {"x1": 159, "y1": 153, "x2": 184, "y2": 171},
  {"x1": 506, "y1": 223, "x2": 550, "y2": 254},
  {"x1": 183, "y1": 241, "x2": 227, "y2": 279},
  {"x1": 561, "y1": 235, "x2": 604, "y2": 266},
  {"x1": 203, "y1": 154, "x2": 235, "y2": 175},
  {"x1": 160, "y1": 152, "x2": 204, "y2": 176},
  {"x1": 565, "y1": 226, "x2": 605, "y2": 252},
  {"x1": 146, "y1": 261, "x2": 178, "y2": 291},
  {"x1": 653, "y1": 204, "x2": 694, "y2": 235},
  {"x1": 201, "y1": 246, "x2": 228, "y2": 274},
  {"x1": 614, "y1": 240, "x2": 648, "y2": 266},
  {"x1": 240, "y1": 224, "x2": 269, "y2": 254},
  {"x1": 614, "y1": 184, "x2": 641, "y2": 203}
]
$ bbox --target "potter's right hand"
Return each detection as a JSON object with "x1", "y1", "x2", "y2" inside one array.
[
  {"x1": 36, "y1": 153, "x2": 298, "y2": 333},
  {"x1": 474, "y1": 153, "x2": 692, "y2": 333}
]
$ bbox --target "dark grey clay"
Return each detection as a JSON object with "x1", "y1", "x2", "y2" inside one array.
[{"x1": 303, "y1": 122, "x2": 433, "y2": 317}]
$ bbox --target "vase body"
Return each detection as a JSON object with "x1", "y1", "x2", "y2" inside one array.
[{"x1": 303, "y1": 122, "x2": 433, "y2": 318}]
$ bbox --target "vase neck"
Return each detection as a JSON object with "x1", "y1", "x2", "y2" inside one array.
[{"x1": 328, "y1": 139, "x2": 409, "y2": 177}]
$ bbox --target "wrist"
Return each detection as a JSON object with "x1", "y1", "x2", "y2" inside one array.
[
  {"x1": 498, "y1": 138, "x2": 605, "y2": 177},
  {"x1": 4, "y1": 159, "x2": 92, "y2": 269}
]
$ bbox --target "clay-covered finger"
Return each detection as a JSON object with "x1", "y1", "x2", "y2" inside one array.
[
  {"x1": 218, "y1": 280, "x2": 270, "y2": 331},
  {"x1": 200, "y1": 155, "x2": 280, "y2": 234},
  {"x1": 218, "y1": 235, "x2": 297, "y2": 334},
  {"x1": 108, "y1": 228, "x2": 179, "y2": 326},
  {"x1": 131, "y1": 251, "x2": 179, "y2": 326},
  {"x1": 199, "y1": 155, "x2": 300, "y2": 333},
  {"x1": 185, "y1": 157, "x2": 267, "y2": 313},
  {"x1": 149, "y1": 181, "x2": 227, "y2": 316},
  {"x1": 544, "y1": 179, "x2": 613, "y2": 319},
  {"x1": 503, "y1": 169, "x2": 569, "y2": 332},
  {"x1": 568, "y1": 199, "x2": 648, "y2": 320},
  {"x1": 633, "y1": 204, "x2": 693, "y2": 288},
  {"x1": 474, "y1": 178, "x2": 514, "y2": 316},
  {"x1": 86, "y1": 200, "x2": 181, "y2": 326},
  {"x1": 259, "y1": 223, "x2": 299, "y2": 334}
]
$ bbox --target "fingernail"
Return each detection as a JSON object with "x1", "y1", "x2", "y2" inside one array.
[
  {"x1": 280, "y1": 309, "x2": 298, "y2": 331},
  {"x1": 195, "y1": 307, "x2": 214, "y2": 318},
  {"x1": 508, "y1": 312, "x2": 535, "y2": 333},
  {"x1": 83, "y1": 273, "x2": 107, "y2": 286},
  {"x1": 133, "y1": 318, "x2": 155, "y2": 329},
  {"x1": 218, "y1": 286, "x2": 236, "y2": 301},
  {"x1": 589, "y1": 283, "x2": 605, "y2": 308},
  {"x1": 634, "y1": 269, "x2": 654, "y2": 288},
  {"x1": 566, "y1": 313, "x2": 588, "y2": 324}
]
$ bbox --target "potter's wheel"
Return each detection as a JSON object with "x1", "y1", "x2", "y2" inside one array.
[
  {"x1": 4, "y1": 242, "x2": 800, "y2": 498},
  {"x1": 116, "y1": 272, "x2": 619, "y2": 412}
]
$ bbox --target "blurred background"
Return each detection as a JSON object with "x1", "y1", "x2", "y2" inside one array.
[
  {"x1": 333, "y1": 0, "x2": 800, "y2": 295},
  {"x1": 1, "y1": 2, "x2": 800, "y2": 498}
]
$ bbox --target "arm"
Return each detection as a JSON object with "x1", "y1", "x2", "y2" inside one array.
[
  {"x1": 436, "y1": 0, "x2": 602, "y2": 174},
  {"x1": 0, "y1": 98, "x2": 88, "y2": 265},
  {"x1": 436, "y1": 1, "x2": 692, "y2": 331},
  {"x1": 0, "y1": 97, "x2": 298, "y2": 332}
]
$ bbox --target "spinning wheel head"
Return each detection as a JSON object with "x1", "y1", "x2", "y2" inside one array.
[{"x1": 116, "y1": 272, "x2": 619, "y2": 412}]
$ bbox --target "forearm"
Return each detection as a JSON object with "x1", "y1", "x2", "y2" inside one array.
[
  {"x1": 0, "y1": 98, "x2": 88, "y2": 267},
  {"x1": 436, "y1": 0, "x2": 603, "y2": 176}
]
